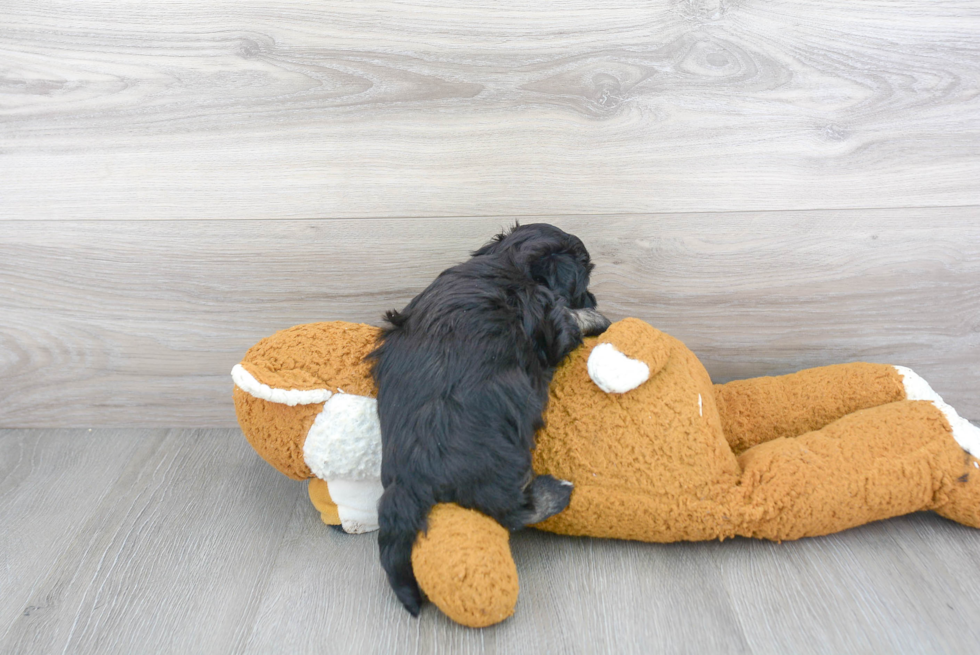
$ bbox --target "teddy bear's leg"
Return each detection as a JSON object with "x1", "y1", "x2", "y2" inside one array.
[
  {"x1": 731, "y1": 399, "x2": 980, "y2": 540},
  {"x1": 893, "y1": 367, "x2": 980, "y2": 527},
  {"x1": 412, "y1": 503, "x2": 519, "y2": 628},
  {"x1": 933, "y1": 456, "x2": 980, "y2": 529},
  {"x1": 714, "y1": 362, "x2": 906, "y2": 455},
  {"x1": 933, "y1": 453, "x2": 980, "y2": 527}
]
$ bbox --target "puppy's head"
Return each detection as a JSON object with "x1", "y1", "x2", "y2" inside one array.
[{"x1": 473, "y1": 223, "x2": 597, "y2": 309}]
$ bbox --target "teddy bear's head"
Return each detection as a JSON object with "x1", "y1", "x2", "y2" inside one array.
[{"x1": 232, "y1": 322, "x2": 385, "y2": 533}]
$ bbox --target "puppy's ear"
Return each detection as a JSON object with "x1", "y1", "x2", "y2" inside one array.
[
  {"x1": 524, "y1": 240, "x2": 595, "y2": 308},
  {"x1": 528, "y1": 251, "x2": 578, "y2": 289},
  {"x1": 525, "y1": 293, "x2": 584, "y2": 368}
]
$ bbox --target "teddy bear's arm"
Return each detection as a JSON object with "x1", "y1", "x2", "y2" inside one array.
[
  {"x1": 587, "y1": 318, "x2": 671, "y2": 393},
  {"x1": 713, "y1": 362, "x2": 905, "y2": 454}
]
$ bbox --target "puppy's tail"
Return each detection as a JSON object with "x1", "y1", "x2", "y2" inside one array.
[{"x1": 378, "y1": 482, "x2": 432, "y2": 617}]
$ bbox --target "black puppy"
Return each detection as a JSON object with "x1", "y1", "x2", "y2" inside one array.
[{"x1": 369, "y1": 223, "x2": 610, "y2": 616}]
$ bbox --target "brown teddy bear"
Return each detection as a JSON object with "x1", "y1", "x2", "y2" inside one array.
[{"x1": 233, "y1": 319, "x2": 980, "y2": 628}]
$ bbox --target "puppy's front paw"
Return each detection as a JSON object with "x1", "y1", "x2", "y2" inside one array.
[
  {"x1": 526, "y1": 474, "x2": 573, "y2": 524},
  {"x1": 587, "y1": 342, "x2": 650, "y2": 393},
  {"x1": 570, "y1": 308, "x2": 612, "y2": 336}
]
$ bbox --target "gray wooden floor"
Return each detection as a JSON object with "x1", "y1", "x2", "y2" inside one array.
[{"x1": 3, "y1": 428, "x2": 980, "y2": 655}]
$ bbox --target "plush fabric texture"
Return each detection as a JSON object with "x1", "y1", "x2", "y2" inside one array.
[
  {"x1": 234, "y1": 388, "x2": 323, "y2": 480},
  {"x1": 732, "y1": 400, "x2": 965, "y2": 540},
  {"x1": 714, "y1": 362, "x2": 906, "y2": 455},
  {"x1": 586, "y1": 343, "x2": 650, "y2": 393},
  {"x1": 232, "y1": 364, "x2": 333, "y2": 405},
  {"x1": 596, "y1": 317, "x2": 672, "y2": 376},
  {"x1": 531, "y1": 321, "x2": 975, "y2": 543},
  {"x1": 412, "y1": 503, "x2": 519, "y2": 628},
  {"x1": 233, "y1": 321, "x2": 379, "y2": 480},
  {"x1": 233, "y1": 318, "x2": 980, "y2": 628},
  {"x1": 898, "y1": 365, "x2": 980, "y2": 456},
  {"x1": 532, "y1": 324, "x2": 742, "y2": 541},
  {"x1": 327, "y1": 478, "x2": 385, "y2": 533},
  {"x1": 239, "y1": 322, "x2": 378, "y2": 396},
  {"x1": 933, "y1": 458, "x2": 980, "y2": 528}
]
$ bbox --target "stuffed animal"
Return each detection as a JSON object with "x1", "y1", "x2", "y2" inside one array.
[{"x1": 233, "y1": 319, "x2": 980, "y2": 628}]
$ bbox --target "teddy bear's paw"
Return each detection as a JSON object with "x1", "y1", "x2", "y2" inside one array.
[
  {"x1": 588, "y1": 342, "x2": 650, "y2": 393},
  {"x1": 896, "y1": 366, "x2": 980, "y2": 457},
  {"x1": 413, "y1": 504, "x2": 518, "y2": 628}
]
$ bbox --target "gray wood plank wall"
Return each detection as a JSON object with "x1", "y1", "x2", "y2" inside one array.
[
  {"x1": 2, "y1": 0, "x2": 979, "y2": 219},
  {"x1": 1, "y1": 0, "x2": 978, "y2": 427}
]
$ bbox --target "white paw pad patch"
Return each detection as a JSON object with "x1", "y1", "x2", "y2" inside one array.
[{"x1": 896, "y1": 366, "x2": 980, "y2": 457}]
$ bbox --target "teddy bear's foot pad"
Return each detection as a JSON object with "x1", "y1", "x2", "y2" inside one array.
[
  {"x1": 933, "y1": 465, "x2": 980, "y2": 528},
  {"x1": 896, "y1": 366, "x2": 980, "y2": 457}
]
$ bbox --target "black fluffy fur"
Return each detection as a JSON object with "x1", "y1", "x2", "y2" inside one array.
[{"x1": 369, "y1": 223, "x2": 610, "y2": 617}]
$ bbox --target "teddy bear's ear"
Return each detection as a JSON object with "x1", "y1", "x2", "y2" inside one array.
[
  {"x1": 588, "y1": 343, "x2": 651, "y2": 393},
  {"x1": 586, "y1": 318, "x2": 671, "y2": 394}
]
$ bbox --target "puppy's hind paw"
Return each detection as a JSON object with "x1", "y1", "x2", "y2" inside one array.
[{"x1": 525, "y1": 474, "x2": 573, "y2": 525}]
